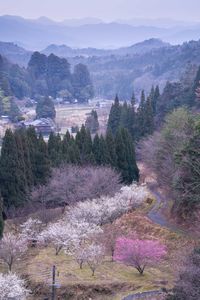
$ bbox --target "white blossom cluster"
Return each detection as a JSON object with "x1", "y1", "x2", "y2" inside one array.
[
  {"x1": 20, "y1": 217, "x2": 43, "y2": 242},
  {"x1": 0, "y1": 272, "x2": 29, "y2": 300},
  {"x1": 68, "y1": 183, "x2": 149, "y2": 226},
  {"x1": 38, "y1": 183, "x2": 148, "y2": 264}
]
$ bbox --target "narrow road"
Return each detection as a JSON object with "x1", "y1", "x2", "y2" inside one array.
[
  {"x1": 122, "y1": 182, "x2": 197, "y2": 300},
  {"x1": 147, "y1": 184, "x2": 185, "y2": 234}
]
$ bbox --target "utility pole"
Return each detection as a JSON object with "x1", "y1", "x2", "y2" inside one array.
[{"x1": 51, "y1": 265, "x2": 56, "y2": 300}]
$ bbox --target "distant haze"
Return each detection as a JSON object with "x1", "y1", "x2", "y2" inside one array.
[{"x1": 0, "y1": 0, "x2": 200, "y2": 22}]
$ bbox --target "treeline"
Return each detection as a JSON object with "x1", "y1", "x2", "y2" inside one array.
[
  {"x1": 108, "y1": 63, "x2": 200, "y2": 143},
  {"x1": 0, "y1": 125, "x2": 139, "y2": 209},
  {"x1": 0, "y1": 52, "x2": 94, "y2": 102},
  {"x1": 107, "y1": 86, "x2": 160, "y2": 140},
  {"x1": 141, "y1": 107, "x2": 200, "y2": 216}
]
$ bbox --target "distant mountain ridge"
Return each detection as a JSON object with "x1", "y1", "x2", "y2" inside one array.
[
  {"x1": 42, "y1": 39, "x2": 170, "y2": 58},
  {"x1": 0, "y1": 39, "x2": 170, "y2": 67},
  {"x1": 1, "y1": 15, "x2": 200, "y2": 50}
]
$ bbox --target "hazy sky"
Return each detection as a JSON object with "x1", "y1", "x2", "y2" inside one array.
[{"x1": 0, "y1": 0, "x2": 200, "y2": 22}]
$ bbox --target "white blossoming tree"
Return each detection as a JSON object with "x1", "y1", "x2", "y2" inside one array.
[
  {"x1": 0, "y1": 272, "x2": 30, "y2": 300},
  {"x1": 86, "y1": 243, "x2": 104, "y2": 276},
  {"x1": 39, "y1": 221, "x2": 79, "y2": 255},
  {"x1": 20, "y1": 218, "x2": 43, "y2": 246},
  {"x1": 0, "y1": 233, "x2": 28, "y2": 271}
]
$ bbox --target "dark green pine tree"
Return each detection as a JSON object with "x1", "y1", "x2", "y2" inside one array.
[
  {"x1": 93, "y1": 134, "x2": 110, "y2": 166},
  {"x1": 127, "y1": 93, "x2": 136, "y2": 140},
  {"x1": 153, "y1": 85, "x2": 160, "y2": 115},
  {"x1": 14, "y1": 130, "x2": 28, "y2": 192},
  {"x1": 0, "y1": 193, "x2": 4, "y2": 238},
  {"x1": 120, "y1": 101, "x2": 129, "y2": 129},
  {"x1": 105, "y1": 130, "x2": 117, "y2": 167},
  {"x1": 189, "y1": 66, "x2": 200, "y2": 107},
  {"x1": 137, "y1": 90, "x2": 146, "y2": 139},
  {"x1": 35, "y1": 133, "x2": 51, "y2": 185},
  {"x1": 93, "y1": 134, "x2": 101, "y2": 165},
  {"x1": 115, "y1": 128, "x2": 139, "y2": 184},
  {"x1": 17, "y1": 128, "x2": 33, "y2": 188},
  {"x1": 144, "y1": 96, "x2": 154, "y2": 135},
  {"x1": 36, "y1": 96, "x2": 56, "y2": 120},
  {"x1": 99, "y1": 135, "x2": 110, "y2": 165},
  {"x1": 0, "y1": 129, "x2": 27, "y2": 207},
  {"x1": 107, "y1": 95, "x2": 122, "y2": 135},
  {"x1": 62, "y1": 131, "x2": 71, "y2": 162},
  {"x1": 48, "y1": 132, "x2": 62, "y2": 167},
  {"x1": 67, "y1": 136, "x2": 81, "y2": 164},
  {"x1": 26, "y1": 126, "x2": 39, "y2": 185},
  {"x1": 76, "y1": 125, "x2": 94, "y2": 164}
]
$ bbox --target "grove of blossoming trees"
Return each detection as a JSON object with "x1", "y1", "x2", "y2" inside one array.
[{"x1": 0, "y1": 182, "x2": 153, "y2": 298}]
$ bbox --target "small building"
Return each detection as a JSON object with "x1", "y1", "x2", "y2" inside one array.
[{"x1": 20, "y1": 118, "x2": 56, "y2": 135}]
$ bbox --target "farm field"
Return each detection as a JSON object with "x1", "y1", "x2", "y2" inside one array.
[{"x1": 55, "y1": 100, "x2": 112, "y2": 135}]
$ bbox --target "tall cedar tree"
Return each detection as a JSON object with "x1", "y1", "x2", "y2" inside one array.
[
  {"x1": 26, "y1": 126, "x2": 39, "y2": 185},
  {"x1": 137, "y1": 90, "x2": 146, "y2": 138},
  {"x1": 35, "y1": 133, "x2": 51, "y2": 185},
  {"x1": 36, "y1": 96, "x2": 56, "y2": 119},
  {"x1": 115, "y1": 128, "x2": 139, "y2": 184},
  {"x1": 0, "y1": 129, "x2": 27, "y2": 207},
  {"x1": 0, "y1": 194, "x2": 4, "y2": 238},
  {"x1": 48, "y1": 132, "x2": 62, "y2": 167},
  {"x1": 144, "y1": 96, "x2": 154, "y2": 135},
  {"x1": 76, "y1": 125, "x2": 94, "y2": 164},
  {"x1": 105, "y1": 130, "x2": 117, "y2": 167},
  {"x1": 107, "y1": 95, "x2": 121, "y2": 135}
]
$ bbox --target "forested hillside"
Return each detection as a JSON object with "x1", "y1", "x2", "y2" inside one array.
[{"x1": 0, "y1": 52, "x2": 93, "y2": 103}]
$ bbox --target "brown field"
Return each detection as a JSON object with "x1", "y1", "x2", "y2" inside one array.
[{"x1": 55, "y1": 100, "x2": 112, "y2": 135}]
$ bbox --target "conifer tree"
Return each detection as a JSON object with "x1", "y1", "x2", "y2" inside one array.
[
  {"x1": 76, "y1": 125, "x2": 94, "y2": 164},
  {"x1": 62, "y1": 131, "x2": 71, "y2": 162},
  {"x1": 93, "y1": 134, "x2": 101, "y2": 165},
  {"x1": 115, "y1": 128, "x2": 139, "y2": 184},
  {"x1": 153, "y1": 85, "x2": 160, "y2": 115},
  {"x1": 67, "y1": 137, "x2": 81, "y2": 164},
  {"x1": 0, "y1": 194, "x2": 4, "y2": 238},
  {"x1": 35, "y1": 133, "x2": 51, "y2": 185},
  {"x1": 0, "y1": 129, "x2": 27, "y2": 207},
  {"x1": 17, "y1": 129, "x2": 33, "y2": 188},
  {"x1": 14, "y1": 130, "x2": 28, "y2": 192},
  {"x1": 105, "y1": 130, "x2": 117, "y2": 167},
  {"x1": 107, "y1": 95, "x2": 121, "y2": 135},
  {"x1": 48, "y1": 132, "x2": 62, "y2": 167},
  {"x1": 144, "y1": 96, "x2": 154, "y2": 135},
  {"x1": 26, "y1": 126, "x2": 39, "y2": 185},
  {"x1": 137, "y1": 90, "x2": 146, "y2": 138}
]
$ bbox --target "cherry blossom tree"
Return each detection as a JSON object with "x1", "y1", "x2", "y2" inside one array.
[
  {"x1": 73, "y1": 243, "x2": 90, "y2": 269},
  {"x1": 0, "y1": 272, "x2": 30, "y2": 300},
  {"x1": 114, "y1": 238, "x2": 167, "y2": 275},
  {"x1": 20, "y1": 218, "x2": 43, "y2": 246},
  {"x1": 0, "y1": 233, "x2": 28, "y2": 271},
  {"x1": 39, "y1": 219, "x2": 102, "y2": 256},
  {"x1": 86, "y1": 243, "x2": 104, "y2": 276},
  {"x1": 39, "y1": 221, "x2": 78, "y2": 255},
  {"x1": 67, "y1": 183, "x2": 148, "y2": 226},
  {"x1": 102, "y1": 223, "x2": 121, "y2": 262}
]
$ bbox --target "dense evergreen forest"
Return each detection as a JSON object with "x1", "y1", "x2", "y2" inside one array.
[
  {"x1": 0, "y1": 125, "x2": 138, "y2": 212},
  {"x1": 0, "y1": 51, "x2": 94, "y2": 104}
]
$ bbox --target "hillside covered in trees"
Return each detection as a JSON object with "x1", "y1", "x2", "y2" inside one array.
[
  {"x1": 0, "y1": 51, "x2": 94, "y2": 103},
  {"x1": 1, "y1": 39, "x2": 200, "y2": 100}
]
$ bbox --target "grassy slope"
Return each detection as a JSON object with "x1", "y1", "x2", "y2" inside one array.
[{"x1": 1, "y1": 195, "x2": 195, "y2": 299}]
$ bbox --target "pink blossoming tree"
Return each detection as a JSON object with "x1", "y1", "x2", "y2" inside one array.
[{"x1": 114, "y1": 237, "x2": 167, "y2": 275}]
